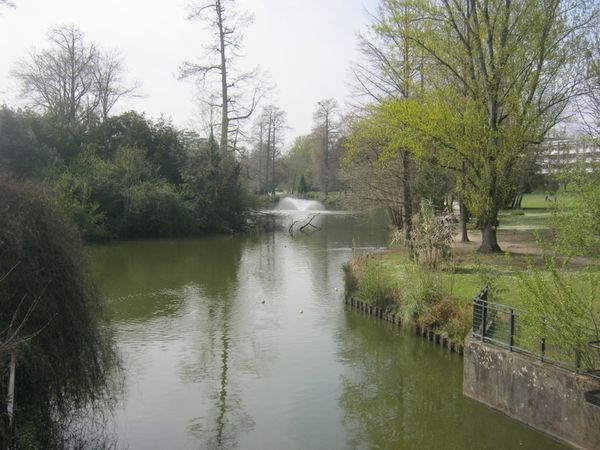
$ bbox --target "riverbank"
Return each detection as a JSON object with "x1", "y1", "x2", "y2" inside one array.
[{"x1": 343, "y1": 228, "x2": 600, "y2": 343}]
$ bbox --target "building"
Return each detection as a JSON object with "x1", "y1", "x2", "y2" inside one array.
[{"x1": 540, "y1": 138, "x2": 600, "y2": 174}]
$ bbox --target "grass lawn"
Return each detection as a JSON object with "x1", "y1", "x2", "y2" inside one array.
[
  {"x1": 496, "y1": 191, "x2": 578, "y2": 230},
  {"x1": 498, "y1": 210, "x2": 554, "y2": 230}
]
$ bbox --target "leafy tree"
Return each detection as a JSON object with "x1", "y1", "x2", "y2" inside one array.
[
  {"x1": 553, "y1": 168, "x2": 600, "y2": 256},
  {"x1": 371, "y1": 0, "x2": 597, "y2": 252},
  {"x1": 119, "y1": 181, "x2": 194, "y2": 238},
  {"x1": 347, "y1": 0, "x2": 432, "y2": 240},
  {"x1": 93, "y1": 111, "x2": 153, "y2": 158},
  {"x1": 344, "y1": 107, "x2": 417, "y2": 229}
]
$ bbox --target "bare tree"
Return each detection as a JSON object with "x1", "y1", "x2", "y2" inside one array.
[
  {"x1": 12, "y1": 25, "x2": 136, "y2": 128},
  {"x1": 94, "y1": 50, "x2": 139, "y2": 122},
  {"x1": 13, "y1": 25, "x2": 98, "y2": 128},
  {"x1": 249, "y1": 105, "x2": 287, "y2": 194},
  {"x1": 180, "y1": 0, "x2": 265, "y2": 157}
]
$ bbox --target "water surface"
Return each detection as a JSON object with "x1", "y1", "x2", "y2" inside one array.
[{"x1": 91, "y1": 213, "x2": 566, "y2": 449}]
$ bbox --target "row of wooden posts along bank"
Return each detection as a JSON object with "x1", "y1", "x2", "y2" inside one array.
[{"x1": 344, "y1": 296, "x2": 465, "y2": 355}]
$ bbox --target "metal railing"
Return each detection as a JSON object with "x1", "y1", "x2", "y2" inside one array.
[{"x1": 472, "y1": 287, "x2": 600, "y2": 375}]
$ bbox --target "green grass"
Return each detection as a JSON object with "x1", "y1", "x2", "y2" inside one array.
[
  {"x1": 496, "y1": 191, "x2": 571, "y2": 230},
  {"x1": 373, "y1": 251, "x2": 521, "y2": 304},
  {"x1": 520, "y1": 191, "x2": 576, "y2": 209},
  {"x1": 498, "y1": 210, "x2": 554, "y2": 230}
]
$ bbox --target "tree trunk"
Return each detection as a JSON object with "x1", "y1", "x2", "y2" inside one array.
[
  {"x1": 265, "y1": 113, "x2": 272, "y2": 194},
  {"x1": 216, "y1": 0, "x2": 229, "y2": 156},
  {"x1": 258, "y1": 122, "x2": 264, "y2": 194},
  {"x1": 324, "y1": 112, "x2": 329, "y2": 197},
  {"x1": 479, "y1": 224, "x2": 501, "y2": 253},
  {"x1": 271, "y1": 124, "x2": 276, "y2": 195},
  {"x1": 459, "y1": 199, "x2": 470, "y2": 243},
  {"x1": 402, "y1": 150, "x2": 413, "y2": 243}
]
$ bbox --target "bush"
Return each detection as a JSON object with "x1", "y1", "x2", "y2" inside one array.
[{"x1": 0, "y1": 173, "x2": 119, "y2": 448}]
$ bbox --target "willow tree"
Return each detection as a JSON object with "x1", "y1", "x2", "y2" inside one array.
[
  {"x1": 377, "y1": 0, "x2": 597, "y2": 252},
  {"x1": 0, "y1": 174, "x2": 119, "y2": 448}
]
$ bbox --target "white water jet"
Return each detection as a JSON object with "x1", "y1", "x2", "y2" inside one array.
[{"x1": 276, "y1": 197, "x2": 325, "y2": 211}]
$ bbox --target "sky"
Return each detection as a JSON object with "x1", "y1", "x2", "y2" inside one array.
[{"x1": 0, "y1": 0, "x2": 379, "y2": 148}]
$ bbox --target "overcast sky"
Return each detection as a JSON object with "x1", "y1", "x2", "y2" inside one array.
[{"x1": 0, "y1": 0, "x2": 379, "y2": 148}]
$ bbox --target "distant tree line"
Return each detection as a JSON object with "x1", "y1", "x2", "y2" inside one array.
[{"x1": 0, "y1": 24, "x2": 252, "y2": 241}]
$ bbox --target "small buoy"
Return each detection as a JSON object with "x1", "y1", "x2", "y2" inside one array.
[
  {"x1": 334, "y1": 287, "x2": 339, "y2": 292},
  {"x1": 300, "y1": 310, "x2": 304, "y2": 314},
  {"x1": 261, "y1": 299, "x2": 266, "y2": 304}
]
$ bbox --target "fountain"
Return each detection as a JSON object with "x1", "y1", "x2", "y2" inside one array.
[{"x1": 276, "y1": 197, "x2": 325, "y2": 212}]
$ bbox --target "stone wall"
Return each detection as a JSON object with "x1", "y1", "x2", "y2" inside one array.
[{"x1": 464, "y1": 336, "x2": 600, "y2": 449}]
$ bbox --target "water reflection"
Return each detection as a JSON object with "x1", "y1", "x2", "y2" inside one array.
[
  {"x1": 92, "y1": 236, "x2": 245, "y2": 308},
  {"x1": 185, "y1": 295, "x2": 255, "y2": 449}
]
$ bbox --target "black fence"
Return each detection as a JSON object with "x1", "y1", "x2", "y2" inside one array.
[{"x1": 472, "y1": 287, "x2": 600, "y2": 378}]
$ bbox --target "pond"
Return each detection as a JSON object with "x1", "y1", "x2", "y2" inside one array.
[{"x1": 91, "y1": 211, "x2": 566, "y2": 449}]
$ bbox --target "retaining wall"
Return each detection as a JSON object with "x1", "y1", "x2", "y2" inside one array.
[{"x1": 463, "y1": 336, "x2": 600, "y2": 450}]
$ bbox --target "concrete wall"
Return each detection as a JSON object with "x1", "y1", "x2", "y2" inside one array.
[{"x1": 464, "y1": 336, "x2": 600, "y2": 450}]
